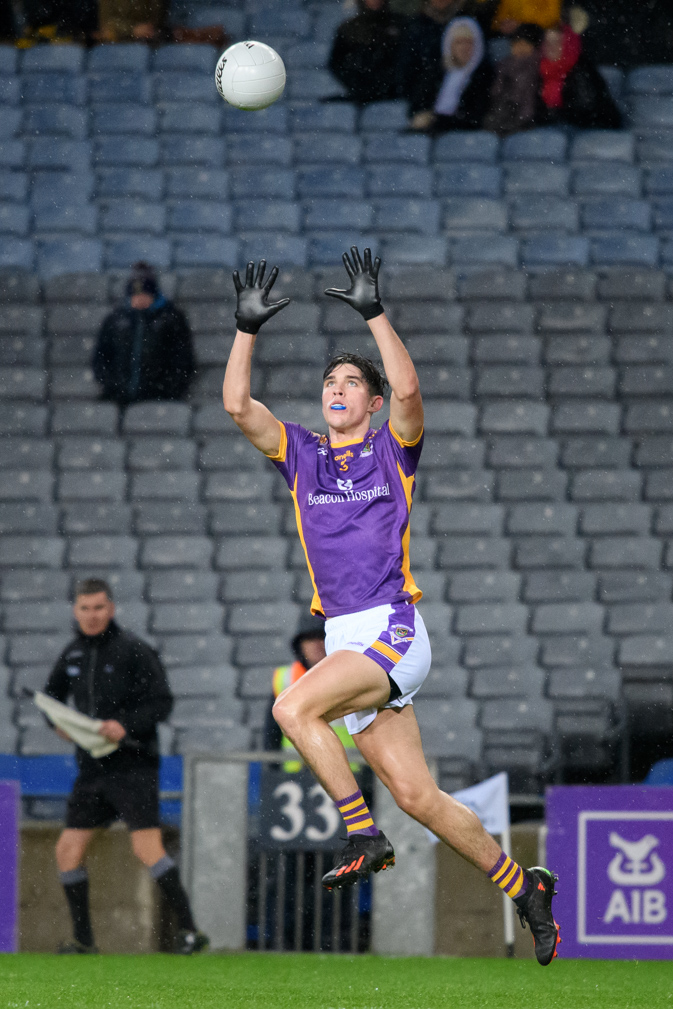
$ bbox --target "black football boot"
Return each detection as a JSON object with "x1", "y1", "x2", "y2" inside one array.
[
  {"x1": 514, "y1": 866, "x2": 560, "y2": 966},
  {"x1": 322, "y1": 832, "x2": 395, "y2": 890}
]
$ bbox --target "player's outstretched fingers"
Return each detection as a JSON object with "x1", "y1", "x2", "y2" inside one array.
[
  {"x1": 263, "y1": 265, "x2": 280, "y2": 295},
  {"x1": 255, "y1": 260, "x2": 267, "y2": 287},
  {"x1": 351, "y1": 245, "x2": 364, "y2": 272},
  {"x1": 342, "y1": 250, "x2": 355, "y2": 280}
]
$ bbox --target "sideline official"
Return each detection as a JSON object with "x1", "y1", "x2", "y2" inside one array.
[{"x1": 45, "y1": 578, "x2": 208, "y2": 955}]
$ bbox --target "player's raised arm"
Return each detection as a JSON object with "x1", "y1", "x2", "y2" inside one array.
[
  {"x1": 223, "y1": 260, "x2": 290, "y2": 456},
  {"x1": 325, "y1": 247, "x2": 423, "y2": 444}
]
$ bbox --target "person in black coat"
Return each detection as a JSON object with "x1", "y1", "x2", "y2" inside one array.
[
  {"x1": 409, "y1": 16, "x2": 493, "y2": 132},
  {"x1": 93, "y1": 262, "x2": 195, "y2": 406},
  {"x1": 45, "y1": 578, "x2": 207, "y2": 955},
  {"x1": 328, "y1": 0, "x2": 407, "y2": 105},
  {"x1": 398, "y1": 0, "x2": 498, "y2": 121}
]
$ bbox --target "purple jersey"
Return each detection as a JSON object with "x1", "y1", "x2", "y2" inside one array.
[{"x1": 269, "y1": 420, "x2": 423, "y2": 618}]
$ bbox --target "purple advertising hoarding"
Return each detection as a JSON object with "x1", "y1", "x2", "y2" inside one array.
[
  {"x1": 547, "y1": 785, "x2": 673, "y2": 960},
  {"x1": 0, "y1": 780, "x2": 19, "y2": 953}
]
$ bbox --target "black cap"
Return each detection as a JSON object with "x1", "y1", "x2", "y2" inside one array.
[
  {"x1": 511, "y1": 22, "x2": 544, "y2": 47},
  {"x1": 126, "y1": 261, "x2": 158, "y2": 298}
]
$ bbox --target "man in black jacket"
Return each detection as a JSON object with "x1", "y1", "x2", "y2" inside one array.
[
  {"x1": 45, "y1": 578, "x2": 207, "y2": 955},
  {"x1": 92, "y1": 262, "x2": 195, "y2": 406}
]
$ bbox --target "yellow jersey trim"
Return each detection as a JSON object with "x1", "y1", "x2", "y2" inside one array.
[
  {"x1": 264, "y1": 421, "x2": 287, "y2": 462},
  {"x1": 390, "y1": 423, "x2": 424, "y2": 448},
  {"x1": 330, "y1": 435, "x2": 366, "y2": 448},
  {"x1": 371, "y1": 640, "x2": 402, "y2": 665},
  {"x1": 396, "y1": 461, "x2": 423, "y2": 604},
  {"x1": 291, "y1": 473, "x2": 324, "y2": 617}
]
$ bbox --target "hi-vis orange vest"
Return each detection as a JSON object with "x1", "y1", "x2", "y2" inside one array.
[{"x1": 272, "y1": 661, "x2": 358, "y2": 772}]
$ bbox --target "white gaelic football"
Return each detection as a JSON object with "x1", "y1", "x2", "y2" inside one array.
[{"x1": 215, "y1": 41, "x2": 286, "y2": 111}]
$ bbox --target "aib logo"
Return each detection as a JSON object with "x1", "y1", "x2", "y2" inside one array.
[{"x1": 603, "y1": 832, "x2": 667, "y2": 926}]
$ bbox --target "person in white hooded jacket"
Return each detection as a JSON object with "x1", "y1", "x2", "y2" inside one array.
[{"x1": 408, "y1": 16, "x2": 494, "y2": 132}]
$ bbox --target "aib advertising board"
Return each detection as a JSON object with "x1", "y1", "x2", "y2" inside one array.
[
  {"x1": 0, "y1": 780, "x2": 19, "y2": 953},
  {"x1": 547, "y1": 786, "x2": 673, "y2": 959}
]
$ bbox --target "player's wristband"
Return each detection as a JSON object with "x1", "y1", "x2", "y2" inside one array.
[{"x1": 362, "y1": 303, "x2": 384, "y2": 321}]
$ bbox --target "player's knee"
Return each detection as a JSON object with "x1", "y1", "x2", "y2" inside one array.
[
  {"x1": 272, "y1": 695, "x2": 298, "y2": 736},
  {"x1": 391, "y1": 782, "x2": 435, "y2": 822}
]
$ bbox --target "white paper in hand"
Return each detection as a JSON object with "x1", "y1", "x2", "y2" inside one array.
[{"x1": 33, "y1": 691, "x2": 119, "y2": 758}]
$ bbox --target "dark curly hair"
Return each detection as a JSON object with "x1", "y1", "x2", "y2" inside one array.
[{"x1": 323, "y1": 353, "x2": 388, "y2": 398}]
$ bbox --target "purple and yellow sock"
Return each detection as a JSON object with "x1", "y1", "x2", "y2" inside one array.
[
  {"x1": 336, "y1": 789, "x2": 379, "y2": 837},
  {"x1": 488, "y1": 851, "x2": 530, "y2": 901}
]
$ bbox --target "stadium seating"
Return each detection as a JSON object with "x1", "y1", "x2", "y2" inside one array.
[{"x1": 2, "y1": 28, "x2": 673, "y2": 790}]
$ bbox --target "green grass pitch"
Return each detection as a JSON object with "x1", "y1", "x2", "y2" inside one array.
[{"x1": 2, "y1": 954, "x2": 670, "y2": 1009}]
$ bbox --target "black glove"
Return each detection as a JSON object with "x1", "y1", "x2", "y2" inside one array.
[
  {"x1": 232, "y1": 260, "x2": 290, "y2": 335},
  {"x1": 324, "y1": 246, "x2": 383, "y2": 321}
]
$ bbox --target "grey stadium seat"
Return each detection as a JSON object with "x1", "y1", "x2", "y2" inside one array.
[
  {"x1": 139, "y1": 536, "x2": 213, "y2": 569},
  {"x1": 156, "y1": 634, "x2": 233, "y2": 668},
  {"x1": 51, "y1": 403, "x2": 119, "y2": 436},
  {"x1": 462, "y1": 635, "x2": 539, "y2": 668},
  {"x1": 57, "y1": 471, "x2": 126, "y2": 501},
  {"x1": 0, "y1": 537, "x2": 65, "y2": 568},
  {"x1": 67, "y1": 536, "x2": 137, "y2": 569},
  {"x1": 133, "y1": 502, "x2": 207, "y2": 535},
  {"x1": 122, "y1": 403, "x2": 191, "y2": 436},
  {"x1": 447, "y1": 571, "x2": 521, "y2": 603},
  {"x1": 0, "y1": 570, "x2": 69, "y2": 602},
  {"x1": 130, "y1": 471, "x2": 199, "y2": 501},
  {"x1": 56, "y1": 437, "x2": 125, "y2": 471},
  {"x1": 470, "y1": 666, "x2": 545, "y2": 698},
  {"x1": 0, "y1": 470, "x2": 53, "y2": 502},
  {"x1": 227, "y1": 602, "x2": 300, "y2": 635},
  {"x1": 3, "y1": 601, "x2": 71, "y2": 633},
  {"x1": 146, "y1": 571, "x2": 218, "y2": 602},
  {"x1": 168, "y1": 665, "x2": 237, "y2": 699},
  {"x1": 151, "y1": 603, "x2": 224, "y2": 635},
  {"x1": 454, "y1": 603, "x2": 528, "y2": 636},
  {"x1": 0, "y1": 503, "x2": 57, "y2": 535},
  {"x1": 208, "y1": 503, "x2": 282, "y2": 536},
  {"x1": 220, "y1": 570, "x2": 295, "y2": 604}
]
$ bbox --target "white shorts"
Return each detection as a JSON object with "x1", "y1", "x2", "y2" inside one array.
[{"x1": 324, "y1": 601, "x2": 432, "y2": 736}]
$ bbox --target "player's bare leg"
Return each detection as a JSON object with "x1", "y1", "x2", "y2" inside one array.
[
  {"x1": 272, "y1": 648, "x2": 391, "y2": 801},
  {"x1": 355, "y1": 705, "x2": 560, "y2": 965},
  {"x1": 354, "y1": 706, "x2": 501, "y2": 870},
  {"x1": 273, "y1": 650, "x2": 397, "y2": 887}
]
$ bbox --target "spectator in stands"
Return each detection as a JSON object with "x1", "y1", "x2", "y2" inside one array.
[
  {"x1": 483, "y1": 22, "x2": 543, "y2": 136},
  {"x1": 492, "y1": 0, "x2": 562, "y2": 34},
  {"x1": 0, "y1": 0, "x2": 15, "y2": 40},
  {"x1": 538, "y1": 23, "x2": 622, "y2": 127},
  {"x1": 92, "y1": 262, "x2": 195, "y2": 407},
  {"x1": 16, "y1": 0, "x2": 97, "y2": 45},
  {"x1": 399, "y1": 0, "x2": 498, "y2": 121},
  {"x1": 263, "y1": 614, "x2": 357, "y2": 768},
  {"x1": 45, "y1": 578, "x2": 208, "y2": 955},
  {"x1": 327, "y1": 0, "x2": 408, "y2": 104},
  {"x1": 407, "y1": 16, "x2": 493, "y2": 131},
  {"x1": 96, "y1": 0, "x2": 167, "y2": 43}
]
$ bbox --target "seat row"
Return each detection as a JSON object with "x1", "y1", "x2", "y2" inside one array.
[
  {"x1": 4, "y1": 265, "x2": 673, "y2": 304},
  {"x1": 3, "y1": 398, "x2": 673, "y2": 437},
  {"x1": 0, "y1": 566, "x2": 670, "y2": 605},
  {"x1": 9, "y1": 196, "x2": 673, "y2": 238},
  {"x1": 7, "y1": 233, "x2": 673, "y2": 274}
]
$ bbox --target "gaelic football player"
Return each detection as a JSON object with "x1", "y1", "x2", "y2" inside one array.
[{"x1": 223, "y1": 248, "x2": 559, "y2": 965}]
